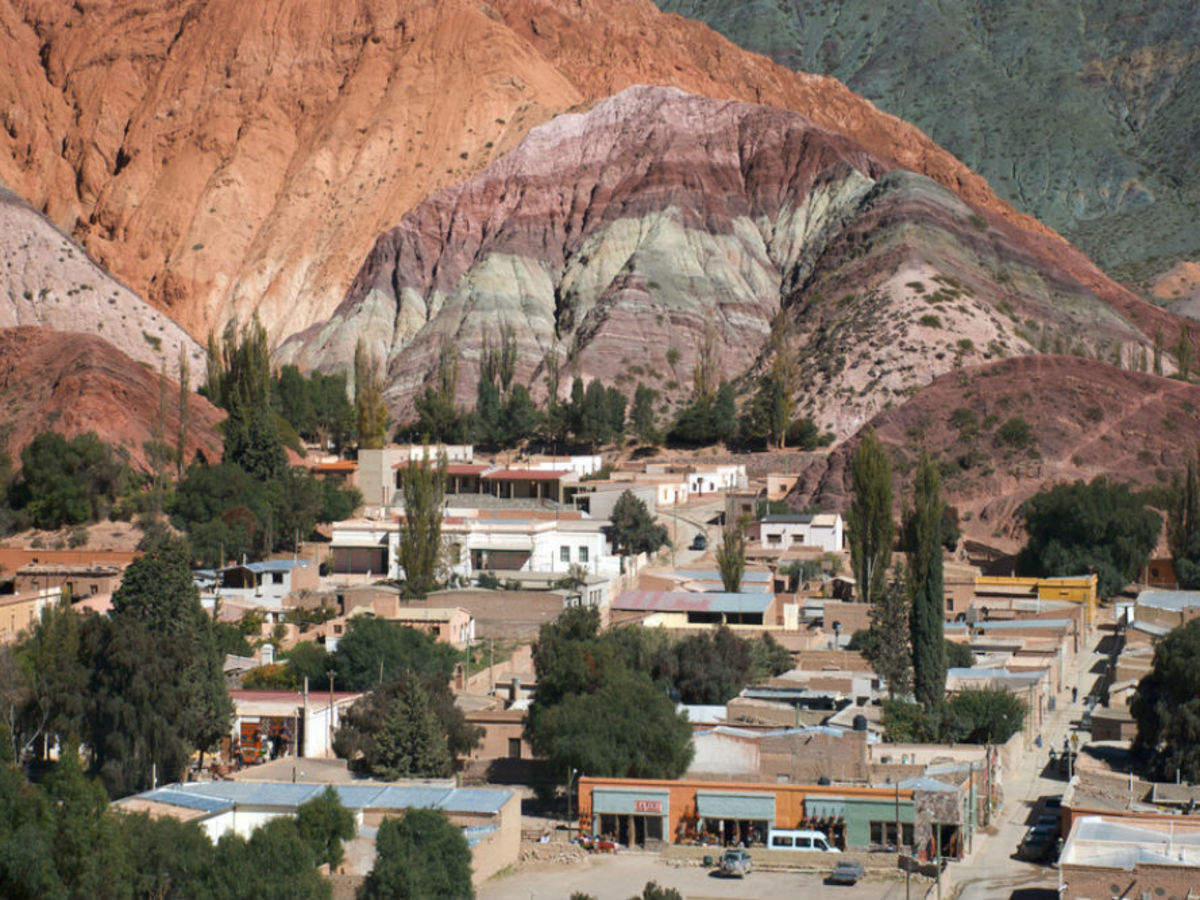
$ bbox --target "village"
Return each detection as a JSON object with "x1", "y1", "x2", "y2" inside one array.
[{"x1": 4, "y1": 433, "x2": 1197, "y2": 900}]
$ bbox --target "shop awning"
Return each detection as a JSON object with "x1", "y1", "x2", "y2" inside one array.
[
  {"x1": 696, "y1": 791, "x2": 775, "y2": 821},
  {"x1": 805, "y1": 796, "x2": 846, "y2": 818},
  {"x1": 593, "y1": 788, "x2": 669, "y2": 817}
]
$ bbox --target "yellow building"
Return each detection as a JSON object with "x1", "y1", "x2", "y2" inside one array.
[
  {"x1": 0, "y1": 586, "x2": 62, "y2": 643},
  {"x1": 973, "y1": 575, "x2": 1098, "y2": 622}
]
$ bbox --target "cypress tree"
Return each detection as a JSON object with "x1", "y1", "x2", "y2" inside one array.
[
  {"x1": 846, "y1": 429, "x2": 894, "y2": 607},
  {"x1": 716, "y1": 519, "x2": 747, "y2": 593},
  {"x1": 906, "y1": 454, "x2": 946, "y2": 708}
]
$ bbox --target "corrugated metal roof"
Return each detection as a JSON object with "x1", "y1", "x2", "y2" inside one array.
[
  {"x1": 973, "y1": 619, "x2": 1071, "y2": 630},
  {"x1": 1136, "y1": 589, "x2": 1200, "y2": 611},
  {"x1": 613, "y1": 590, "x2": 772, "y2": 615},
  {"x1": 132, "y1": 782, "x2": 513, "y2": 815},
  {"x1": 898, "y1": 776, "x2": 958, "y2": 793},
  {"x1": 760, "y1": 514, "x2": 815, "y2": 524},
  {"x1": 222, "y1": 559, "x2": 309, "y2": 574},
  {"x1": 1132, "y1": 620, "x2": 1169, "y2": 636}
]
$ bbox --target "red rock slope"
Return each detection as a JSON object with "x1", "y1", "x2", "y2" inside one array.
[
  {"x1": 788, "y1": 355, "x2": 1200, "y2": 546},
  {"x1": 0, "y1": 0, "x2": 1171, "y2": 345},
  {"x1": 0, "y1": 327, "x2": 224, "y2": 471}
]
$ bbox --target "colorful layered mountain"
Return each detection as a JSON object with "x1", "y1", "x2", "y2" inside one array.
[
  {"x1": 655, "y1": 0, "x2": 1200, "y2": 292},
  {"x1": 787, "y1": 355, "x2": 1200, "y2": 547},
  {"x1": 0, "y1": 327, "x2": 223, "y2": 471},
  {"x1": 0, "y1": 0, "x2": 1127, "y2": 342},
  {"x1": 1, "y1": 185, "x2": 204, "y2": 379},
  {"x1": 281, "y1": 87, "x2": 1181, "y2": 435}
]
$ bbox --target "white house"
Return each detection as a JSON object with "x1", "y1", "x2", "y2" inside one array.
[
  {"x1": 328, "y1": 512, "x2": 623, "y2": 581},
  {"x1": 756, "y1": 513, "x2": 844, "y2": 553}
]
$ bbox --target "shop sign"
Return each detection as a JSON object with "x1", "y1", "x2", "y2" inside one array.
[{"x1": 634, "y1": 799, "x2": 663, "y2": 814}]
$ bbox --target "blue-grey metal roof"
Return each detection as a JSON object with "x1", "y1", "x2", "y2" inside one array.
[
  {"x1": 759, "y1": 514, "x2": 815, "y2": 524},
  {"x1": 222, "y1": 559, "x2": 310, "y2": 574},
  {"x1": 613, "y1": 590, "x2": 772, "y2": 615},
  {"x1": 138, "y1": 787, "x2": 233, "y2": 814},
  {"x1": 1137, "y1": 589, "x2": 1200, "y2": 611},
  {"x1": 898, "y1": 776, "x2": 958, "y2": 793},
  {"x1": 948, "y1": 666, "x2": 1046, "y2": 682},
  {"x1": 1131, "y1": 620, "x2": 1169, "y2": 636},
  {"x1": 132, "y1": 781, "x2": 512, "y2": 815}
]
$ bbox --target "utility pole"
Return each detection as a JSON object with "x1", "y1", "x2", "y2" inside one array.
[{"x1": 327, "y1": 670, "x2": 335, "y2": 758}]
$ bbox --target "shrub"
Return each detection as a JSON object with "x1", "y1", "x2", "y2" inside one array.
[
  {"x1": 995, "y1": 416, "x2": 1033, "y2": 449},
  {"x1": 918, "y1": 314, "x2": 942, "y2": 328}
]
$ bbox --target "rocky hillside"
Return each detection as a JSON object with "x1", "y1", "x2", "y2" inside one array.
[
  {"x1": 656, "y1": 0, "x2": 1200, "y2": 292},
  {"x1": 787, "y1": 355, "x2": 1200, "y2": 547},
  {"x1": 0, "y1": 0, "x2": 1129, "y2": 343},
  {"x1": 0, "y1": 327, "x2": 223, "y2": 471},
  {"x1": 1, "y1": 185, "x2": 204, "y2": 380},
  {"x1": 282, "y1": 87, "x2": 1179, "y2": 435}
]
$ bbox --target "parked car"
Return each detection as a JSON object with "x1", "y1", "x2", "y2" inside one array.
[
  {"x1": 690, "y1": 534, "x2": 708, "y2": 551},
  {"x1": 718, "y1": 848, "x2": 752, "y2": 877},
  {"x1": 767, "y1": 829, "x2": 841, "y2": 852},
  {"x1": 826, "y1": 860, "x2": 865, "y2": 886},
  {"x1": 1034, "y1": 813, "x2": 1060, "y2": 833},
  {"x1": 1019, "y1": 827, "x2": 1056, "y2": 861}
]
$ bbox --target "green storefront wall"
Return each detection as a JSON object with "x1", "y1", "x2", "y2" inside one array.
[{"x1": 805, "y1": 794, "x2": 914, "y2": 848}]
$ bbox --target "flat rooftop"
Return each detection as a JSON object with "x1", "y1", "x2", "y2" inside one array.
[{"x1": 613, "y1": 590, "x2": 773, "y2": 615}]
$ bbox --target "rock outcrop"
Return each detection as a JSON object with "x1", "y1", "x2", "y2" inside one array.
[
  {"x1": 0, "y1": 0, "x2": 1146, "y2": 343},
  {"x1": 0, "y1": 326, "x2": 223, "y2": 471},
  {"x1": 282, "y1": 87, "x2": 1175, "y2": 434},
  {"x1": 0, "y1": 185, "x2": 204, "y2": 380},
  {"x1": 787, "y1": 355, "x2": 1200, "y2": 547}
]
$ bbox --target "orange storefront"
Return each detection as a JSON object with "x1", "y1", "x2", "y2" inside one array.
[{"x1": 578, "y1": 777, "x2": 915, "y2": 849}]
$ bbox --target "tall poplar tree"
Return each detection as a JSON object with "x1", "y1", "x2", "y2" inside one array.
[
  {"x1": 716, "y1": 519, "x2": 747, "y2": 593},
  {"x1": 906, "y1": 454, "x2": 947, "y2": 708},
  {"x1": 397, "y1": 451, "x2": 447, "y2": 599},
  {"x1": 354, "y1": 339, "x2": 389, "y2": 451},
  {"x1": 1170, "y1": 447, "x2": 1200, "y2": 589},
  {"x1": 846, "y1": 430, "x2": 894, "y2": 607}
]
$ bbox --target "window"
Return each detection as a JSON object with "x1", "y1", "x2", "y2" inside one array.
[
  {"x1": 771, "y1": 835, "x2": 793, "y2": 847},
  {"x1": 791, "y1": 534, "x2": 804, "y2": 544},
  {"x1": 766, "y1": 534, "x2": 781, "y2": 545},
  {"x1": 796, "y1": 837, "x2": 812, "y2": 849},
  {"x1": 578, "y1": 545, "x2": 589, "y2": 563},
  {"x1": 870, "y1": 822, "x2": 914, "y2": 846},
  {"x1": 508, "y1": 738, "x2": 522, "y2": 759},
  {"x1": 272, "y1": 572, "x2": 284, "y2": 585},
  {"x1": 560, "y1": 546, "x2": 570, "y2": 563}
]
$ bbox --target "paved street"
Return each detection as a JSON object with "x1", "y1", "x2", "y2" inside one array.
[
  {"x1": 664, "y1": 497, "x2": 725, "y2": 567},
  {"x1": 945, "y1": 622, "x2": 1106, "y2": 899}
]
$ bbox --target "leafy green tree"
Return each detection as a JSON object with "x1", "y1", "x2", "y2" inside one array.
[
  {"x1": 473, "y1": 374, "x2": 503, "y2": 449},
  {"x1": 208, "y1": 816, "x2": 331, "y2": 899},
  {"x1": 944, "y1": 640, "x2": 975, "y2": 669},
  {"x1": 1169, "y1": 447, "x2": 1200, "y2": 589},
  {"x1": 716, "y1": 518, "x2": 746, "y2": 592},
  {"x1": 946, "y1": 689, "x2": 1024, "y2": 743},
  {"x1": 906, "y1": 454, "x2": 946, "y2": 708},
  {"x1": 11, "y1": 603, "x2": 88, "y2": 761},
  {"x1": 397, "y1": 452, "x2": 447, "y2": 598},
  {"x1": 296, "y1": 786, "x2": 356, "y2": 869},
  {"x1": 528, "y1": 668, "x2": 693, "y2": 779},
  {"x1": 865, "y1": 578, "x2": 912, "y2": 697},
  {"x1": 208, "y1": 318, "x2": 287, "y2": 480},
  {"x1": 746, "y1": 633, "x2": 793, "y2": 682},
  {"x1": 1177, "y1": 324, "x2": 1193, "y2": 381},
  {"x1": 333, "y1": 674, "x2": 459, "y2": 779},
  {"x1": 287, "y1": 641, "x2": 334, "y2": 688},
  {"x1": 630, "y1": 383, "x2": 659, "y2": 445},
  {"x1": 85, "y1": 538, "x2": 231, "y2": 796},
  {"x1": 605, "y1": 385, "x2": 627, "y2": 443},
  {"x1": 672, "y1": 627, "x2": 751, "y2": 704},
  {"x1": 578, "y1": 380, "x2": 613, "y2": 449},
  {"x1": 1016, "y1": 477, "x2": 1160, "y2": 597},
  {"x1": 358, "y1": 810, "x2": 473, "y2": 900},
  {"x1": 9, "y1": 432, "x2": 128, "y2": 529},
  {"x1": 1132, "y1": 618, "x2": 1200, "y2": 781},
  {"x1": 410, "y1": 339, "x2": 463, "y2": 443},
  {"x1": 119, "y1": 810, "x2": 216, "y2": 899},
  {"x1": 846, "y1": 429, "x2": 894, "y2": 607},
  {"x1": 608, "y1": 490, "x2": 668, "y2": 558},
  {"x1": 501, "y1": 384, "x2": 541, "y2": 447},
  {"x1": 333, "y1": 618, "x2": 458, "y2": 692},
  {"x1": 354, "y1": 339, "x2": 390, "y2": 451}
]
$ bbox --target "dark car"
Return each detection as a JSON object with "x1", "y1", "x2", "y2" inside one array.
[
  {"x1": 690, "y1": 534, "x2": 708, "y2": 551},
  {"x1": 826, "y1": 860, "x2": 864, "y2": 886},
  {"x1": 718, "y1": 848, "x2": 752, "y2": 877},
  {"x1": 1019, "y1": 828, "x2": 1056, "y2": 861}
]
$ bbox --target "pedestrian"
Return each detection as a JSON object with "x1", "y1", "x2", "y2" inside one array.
[{"x1": 1072, "y1": 686, "x2": 1078, "y2": 703}]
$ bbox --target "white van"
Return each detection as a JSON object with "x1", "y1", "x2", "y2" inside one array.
[{"x1": 767, "y1": 829, "x2": 841, "y2": 852}]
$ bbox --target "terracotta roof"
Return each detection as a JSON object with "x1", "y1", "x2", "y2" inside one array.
[
  {"x1": 393, "y1": 461, "x2": 488, "y2": 476},
  {"x1": 312, "y1": 460, "x2": 357, "y2": 472}
]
